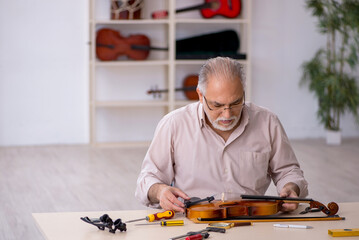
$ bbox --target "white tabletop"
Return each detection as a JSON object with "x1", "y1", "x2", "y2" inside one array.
[{"x1": 33, "y1": 202, "x2": 359, "y2": 240}]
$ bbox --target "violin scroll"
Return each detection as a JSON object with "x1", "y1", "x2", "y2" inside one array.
[
  {"x1": 308, "y1": 201, "x2": 339, "y2": 216},
  {"x1": 327, "y1": 202, "x2": 339, "y2": 215}
]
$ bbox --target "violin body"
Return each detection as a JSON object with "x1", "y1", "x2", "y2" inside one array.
[
  {"x1": 186, "y1": 200, "x2": 281, "y2": 220},
  {"x1": 96, "y1": 28, "x2": 150, "y2": 61},
  {"x1": 182, "y1": 75, "x2": 199, "y2": 100}
]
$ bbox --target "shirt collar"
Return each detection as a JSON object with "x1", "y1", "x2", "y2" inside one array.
[{"x1": 198, "y1": 102, "x2": 205, "y2": 128}]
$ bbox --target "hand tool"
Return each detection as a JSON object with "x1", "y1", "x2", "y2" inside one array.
[
  {"x1": 328, "y1": 228, "x2": 359, "y2": 237},
  {"x1": 169, "y1": 226, "x2": 225, "y2": 240},
  {"x1": 135, "y1": 220, "x2": 184, "y2": 226},
  {"x1": 208, "y1": 222, "x2": 252, "y2": 229},
  {"x1": 80, "y1": 214, "x2": 127, "y2": 233},
  {"x1": 125, "y1": 210, "x2": 174, "y2": 223},
  {"x1": 185, "y1": 233, "x2": 209, "y2": 240}
]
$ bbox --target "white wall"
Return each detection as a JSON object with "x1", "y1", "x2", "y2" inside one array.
[
  {"x1": 0, "y1": 0, "x2": 358, "y2": 146},
  {"x1": 251, "y1": 0, "x2": 359, "y2": 138},
  {"x1": 0, "y1": 0, "x2": 89, "y2": 146}
]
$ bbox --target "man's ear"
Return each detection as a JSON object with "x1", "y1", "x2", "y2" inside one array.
[{"x1": 196, "y1": 88, "x2": 203, "y2": 103}]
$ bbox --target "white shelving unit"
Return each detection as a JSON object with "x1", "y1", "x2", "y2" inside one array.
[{"x1": 89, "y1": 0, "x2": 251, "y2": 146}]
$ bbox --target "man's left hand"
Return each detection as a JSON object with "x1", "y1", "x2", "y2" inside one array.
[{"x1": 279, "y1": 182, "x2": 300, "y2": 212}]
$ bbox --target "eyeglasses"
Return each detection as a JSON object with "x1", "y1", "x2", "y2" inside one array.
[{"x1": 203, "y1": 92, "x2": 245, "y2": 113}]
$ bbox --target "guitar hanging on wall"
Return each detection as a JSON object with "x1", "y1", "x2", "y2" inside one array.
[{"x1": 152, "y1": 0, "x2": 241, "y2": 19}]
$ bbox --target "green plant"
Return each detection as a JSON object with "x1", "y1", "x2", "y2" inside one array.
[{"x1": 300, "y1": 0, "x2": 359, "y2": 131}]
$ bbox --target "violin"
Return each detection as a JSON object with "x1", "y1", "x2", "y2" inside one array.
[
  {"x1": 147, "y1": 75, "x2": 199, "y2": 100},
  {"x1": 185, "y1": 195, "x2": 340, "y2": 222},
  {"x1": 96, "y1": 28, "x2": 168, "y2": 61}
]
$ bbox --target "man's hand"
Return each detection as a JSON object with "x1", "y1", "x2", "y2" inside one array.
[
  {"x1": 279, "y1": 182, "x2": 300, "y2": 212},
  {"x1": 148, "y1": 184, "x2": 190, "y2": 213}
]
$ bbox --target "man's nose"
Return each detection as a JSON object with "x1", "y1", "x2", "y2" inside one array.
[{"x1": 221, "y1": 107, "x2": 233, "y2": 118}]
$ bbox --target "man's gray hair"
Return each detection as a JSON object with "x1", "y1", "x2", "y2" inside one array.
[{"x1": 197, "y1": 57, "x2": 246, "y2": 95}]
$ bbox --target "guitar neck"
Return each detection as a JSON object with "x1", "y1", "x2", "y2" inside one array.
[
  {"x1": 176, "y1": 2, "x2": 214, "y2": 13},
  {"x1": 131, "y1": 45, "x2": 168, "y2": 51},
  {"x1": 148, "y1": 86, "x2": 196, "y2": 95}
]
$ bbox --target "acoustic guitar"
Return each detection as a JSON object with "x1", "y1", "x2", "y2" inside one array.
[{"x1": 152, "y1": 0, "x2": 241, "y2": 19}]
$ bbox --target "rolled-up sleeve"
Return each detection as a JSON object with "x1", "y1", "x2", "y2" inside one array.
[
  {"x1": 135, "y1": 114, "x2": 175, "y2": 207},
  {"x1": 268, "y1": 115, "x2": 309, "y2": 198}
]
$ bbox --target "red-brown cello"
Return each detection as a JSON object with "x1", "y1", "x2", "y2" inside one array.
[{"x1": 96, "y1": 28, "x2": 168, "y2": 61}]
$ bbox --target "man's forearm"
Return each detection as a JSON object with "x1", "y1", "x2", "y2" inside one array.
[{"x1": 148, "y1": 183, "x2": 168, "y2": 203}]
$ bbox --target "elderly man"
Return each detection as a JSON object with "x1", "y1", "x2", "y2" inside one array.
[{"x1": 135, "y1": 57, "x2": 308, "y2": 213}]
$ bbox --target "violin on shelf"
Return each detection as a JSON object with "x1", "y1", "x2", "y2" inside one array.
[
  {"x1": 147, "y1": 75, "x2": 199, "y2": 101},
  {"x1": 96, "y1": 28, "x2": 168, "y2": 61},
  {"x1": 185, "y1": 194, "x2": 344, "y2": 223},
  {"x1": 152, "y1": 0, "x2": 241, "y2": 19}
]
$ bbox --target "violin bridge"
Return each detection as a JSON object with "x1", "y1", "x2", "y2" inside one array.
[{"x1": 247, "y1": 206, "x2": 253, "y2": 216}]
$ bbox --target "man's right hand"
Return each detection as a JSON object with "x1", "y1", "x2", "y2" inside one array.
[{"x1": 148, "y1": 184, "x2": 190, "y2": 212}]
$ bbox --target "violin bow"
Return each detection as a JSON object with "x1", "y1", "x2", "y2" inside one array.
[{"x1": 196, "y1": 215, "x2": 345, "y2": 223}]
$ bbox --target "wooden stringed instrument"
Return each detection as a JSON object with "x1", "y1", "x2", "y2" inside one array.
[
  {"x1": 96, "y1": 28, "x2": 168, "y2": 61},
  {"x1": 152, "y1": 0, "x2": 241, "y2": 19},
  {"x1": 185, "y1": 195, "x2": 343, "y2": 223},
  {"x1": 147, "y1": 75, "x2": 199, "y2": 100}
]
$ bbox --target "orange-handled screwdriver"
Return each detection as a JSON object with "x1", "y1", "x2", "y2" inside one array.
[{"x1": 125, "y1": 210, "x2": 175, "y2": 223}]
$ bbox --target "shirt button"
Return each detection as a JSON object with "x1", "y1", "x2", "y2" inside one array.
[{"x1": 224, "y1": 168, "x2": 228, "y2": 173}]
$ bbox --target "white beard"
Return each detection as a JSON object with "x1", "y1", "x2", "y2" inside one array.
[{"x1": 204, "y1": 111, "x2": 240, "y2": 131}]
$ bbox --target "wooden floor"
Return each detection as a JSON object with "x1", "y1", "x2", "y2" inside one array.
[{"x1": 1, "y1": 138, "x2": 358, "y2": 240}]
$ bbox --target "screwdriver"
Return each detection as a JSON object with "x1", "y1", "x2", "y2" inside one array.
[
  {"x1": 169, "y1": 227, "x2": 224, "y2": 240},
  {"x1": 185, "y1": 233, "x2": 209, "y2": 240},
  {"x1": 125, "y1": 210, "x2": 175, "y2": 223},
  {"x1": 135, "y1": 220, "x2": 184, "y2": 226}
]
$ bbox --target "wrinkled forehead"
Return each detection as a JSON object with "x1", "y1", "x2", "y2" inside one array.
[{"x1": 205, "y1": 75, "x2": 244, "y2": 101}]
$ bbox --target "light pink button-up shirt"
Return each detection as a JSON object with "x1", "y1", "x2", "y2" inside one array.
[{"x1": 135, "y1": 102, "x2": 308, "y2": 207}]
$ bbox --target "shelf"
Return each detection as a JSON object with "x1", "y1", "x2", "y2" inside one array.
[
  {"x1": 92, "y1": 19, "x2": 170, "y2": 25},
  {"x1": 93, "y1": 60, "x2": 170, "y2": 67},
  {"x1": 94, "y1": 101, "x2": 169, "y2": 108},
  {"x1": 89, "y1": 0, "x2": 252, "y2": 145},
  {"x1": 175, "y1": 100, "x2": 198, "y2": 107},
  {"x1": 175, "y1": 19, "x2": 249, "y2": 24},
  {"x1": 175, "y1": 59, "x2": 249, "y2": 65}
]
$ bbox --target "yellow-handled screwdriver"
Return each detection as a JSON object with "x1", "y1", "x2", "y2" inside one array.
[
  {"x1": 135, "y1": 220, "x2": 184, "y2": 226},
  {"x1": 125, "y1": 210, "x2": 175, "y2": 223}
]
